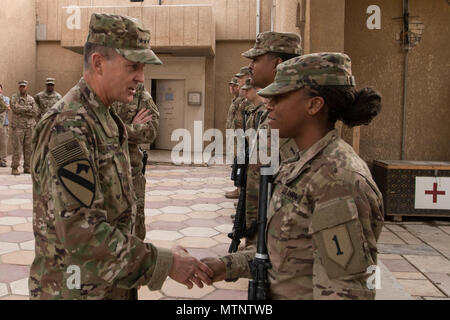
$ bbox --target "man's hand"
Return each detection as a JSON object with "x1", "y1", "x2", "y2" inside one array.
[
  {"x1": 168, "y1": 246, "x2": 214, "y2": 289},
  {"x1": 200, "y1": 257, "x2": 226, "y2": 282},
  {"x1": 132, "y1": 108, "x2": 153, "y2": 125}
]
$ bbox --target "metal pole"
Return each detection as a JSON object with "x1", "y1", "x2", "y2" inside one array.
[
  {"x1": 256, "y1": 0, "x2": 261, "y2": 36},
  {"x1": 401, "y1": 0, "x2": 409, "y2": 160}
]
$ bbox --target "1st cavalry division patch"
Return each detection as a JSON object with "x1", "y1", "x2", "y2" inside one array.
[{"x1": 57, "y1": 159, "x2": 96, "y2": 207}]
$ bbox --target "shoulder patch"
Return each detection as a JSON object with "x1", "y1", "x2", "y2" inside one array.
[
  {"x1": 50, "y1": 138, "x2": 84, "y2": 167},
  {"x1": 58, "y1": 159, "x2": 96, "y2": 208}
]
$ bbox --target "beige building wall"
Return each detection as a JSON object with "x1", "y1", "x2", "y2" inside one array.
[
  {"x1": 0, "y1": 0, "x2": 37, "y2": 97},
  {"x1": 345, "y1": 0, "x2": 450, "y2": 164},
  {"x1": 36, "y1": 42, "x2": 84, "y2": 96}
]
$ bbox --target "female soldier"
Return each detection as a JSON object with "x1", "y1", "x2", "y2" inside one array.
[{"x1": 202, "y1": 52, "x2": 384, "y2": 300}]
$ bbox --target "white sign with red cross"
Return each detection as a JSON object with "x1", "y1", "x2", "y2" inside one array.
[{"x1": 415, "y1": 177, "x2": 450, "y2": 210}]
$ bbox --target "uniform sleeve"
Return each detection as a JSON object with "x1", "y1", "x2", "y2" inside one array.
[
  {"x1": 0, "y1": 96, "x2": 6, "y2": 113},
  {"x1": 219, "y1": 249, "x2": 255, "y2": 281},
  {"x1": 310, "y1": 176, "x2": 384, "y2": 300},
  {"x1": 10, "y1": 95, "x2": 34, "y2": 116},
  {"x1": 41, "y1": 119, "x2": 173, "y2": 291},
  {"x1": 125, "y1": 92, "x2": 160, "y2": 145}
]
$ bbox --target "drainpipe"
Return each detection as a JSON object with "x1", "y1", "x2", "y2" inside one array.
[
  {"x1": 271, "y1": 0, "x2": 276, "y2": 31},
  {"x1": 256, "y1": 0, "x2": 260, "y2": 36},
  {"x1": 401, "y1": 0, "x2": 410, "y2": 160}
]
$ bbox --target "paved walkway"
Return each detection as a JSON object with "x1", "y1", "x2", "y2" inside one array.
[{"x1": 0, "y1": 157, "x2": 449, "y2": 300}]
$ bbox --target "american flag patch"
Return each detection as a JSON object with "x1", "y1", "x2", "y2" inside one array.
[{"x1": 51, "y1": 139, "x2": 84, "y2": 167}]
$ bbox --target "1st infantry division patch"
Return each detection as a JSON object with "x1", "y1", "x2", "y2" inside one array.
[{"x1": 57, "y1": 159, "x2": 96, "y2": 208}]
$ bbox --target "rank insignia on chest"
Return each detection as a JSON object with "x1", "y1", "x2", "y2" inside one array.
[{"x1": 57, "y1": 159, "x2": 96, "y2": 208}]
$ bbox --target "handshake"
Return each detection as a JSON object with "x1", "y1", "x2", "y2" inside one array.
[{"x1": 168, "y1": 245, "x2": 228, "y2": 289}]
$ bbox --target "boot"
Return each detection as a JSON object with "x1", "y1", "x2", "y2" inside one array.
[
  {"x1": 11, "y1": 168, "x2": 20, "y2": 175},
  {"x1": 225, "y1": 188, "x2": 240, "y2": 199},
  {"x1": 0, "y1": 161, "x2": 6, "y2": 167},
  {"x1": 23, "y1": 169, "x2": 31, "y2": 174}
]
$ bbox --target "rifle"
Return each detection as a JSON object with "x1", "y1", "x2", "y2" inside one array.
[
  {"x1": 248, "y1": 166, "x2": 272, "y2": 300},
  {"x1": 142, "y1": 150, "x2": 148, "y2": 175},
  {"x1": 230, "y1": 156, "x2": 238, "y2": 182},
  {"x1": 227, "y1": 109, "x2": 249, "y2": 253}
]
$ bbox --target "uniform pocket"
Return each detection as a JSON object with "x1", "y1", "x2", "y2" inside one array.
[
  {"x1": 310, "y1": 196, "x2": 372, "y2": 279},
  {"x1": 268, "y1": 185, "x2": 312, "y2": 274},
  {"x1": 97, "y1": 144, "x2": 131, "y2": 220}
]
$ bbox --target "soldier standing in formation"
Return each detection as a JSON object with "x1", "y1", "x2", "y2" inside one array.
[
  {"x1": 34, "y1": 78, "x2": 62, "y2": 121},
  {"x1": 10, "y1": 80, "x2": 38, "y2": 175},
  {"x1": 112, "y1": 83, "x2": 160, "y2": 240},
  {"x1": 202, "y1": 52, "x2": 384, "y2": 300},
  {"x1": 225, "y1": 76, "x2": 239, "y2": 130},
  {"x1": 29, "y1": 13, "x2": 212, "y2": 300},
  {"x1": 0, "y1": 84, "x2": 9, "y2": 167},
  {"x1": 225, "y1": 66, "x2": 252, "y2": 200},
  {"x1": 240, "y1": 32, "x2": 303, "y2": 248}
]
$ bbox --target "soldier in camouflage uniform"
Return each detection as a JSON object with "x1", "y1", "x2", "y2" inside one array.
[
  {"x1": 112, "y1": 83, "x2": 160, "y2": 240},
  {"x1": 34, "y1": 78, "x2": 62, "y2": 121},
  {"x1": 0, "y1": 87, "x2": 8, "y2": 167},
  {"x1": 225, "y1": 76, "x2": 239, "y2": 130},
  {"x1": 202, "y1": 52, "x2": 384, "y2": 300},
  {"x1": 10, "y1": 80, "x2": 39, "y2": 175},
  {"x1": 241, "y1": 32, "x2": 303, "y2": 248},
  {"x1": 225, "y1": 67, "x2": 252, "y2": 199},
  {"x1": 29, "y1": 13, "x2": 212, "y2": 300},
  {"x1": 241, "y1": 78, "x2": 264, "y2": 131}
]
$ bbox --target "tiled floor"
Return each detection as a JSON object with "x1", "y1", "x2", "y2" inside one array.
[
  {"x1": 0, "y1": 156, "x2": 450, "y2": 300},
  {"x1": 0, "y1": 158, "x2": 247, "y2": 300}
]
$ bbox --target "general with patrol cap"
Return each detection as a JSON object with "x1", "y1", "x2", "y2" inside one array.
[{"x1": 29, "y1": 13, "x2": 212, "y2": 300}]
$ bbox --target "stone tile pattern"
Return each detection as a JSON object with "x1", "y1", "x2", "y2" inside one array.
[
  {"x1": 379, "y1": 221, "x2": 450, "y2": 299},
  {"x1": 0, "y1": 159, "x2": 243, "y2": 300},
  {"x1": 1, "y1": 156, "x2": 450, "y2": 300}
]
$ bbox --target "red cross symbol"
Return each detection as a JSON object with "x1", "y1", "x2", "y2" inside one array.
[{"x1": 425, "y1": 183, "x2": 446, "y2": 203}]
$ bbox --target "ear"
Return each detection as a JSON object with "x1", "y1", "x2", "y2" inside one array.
[
  {"x1": 91, "y1": 53, "x2": 104, "y2": 75},
  {"x1": 272, "y1": 57, "x2": 283, "y2": 72},
  {"x1": 307, "y1": 96, "x2": 325, "y2": 116}
]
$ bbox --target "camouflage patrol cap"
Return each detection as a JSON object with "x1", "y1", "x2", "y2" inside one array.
[
  {"x1": 242, "y1": 31, "x2": 303, "y2": 58},
  {"x1": 45, "y1": 78, "x2": 55, "y2": 85},
  {"x1": 241, "y1": 78, "x2": 254, "y2": 90},
  {"x1": 228, "y1": 76, "x2": 239, "y2": 85},
  {"x1": 86, "y1": 13, "x2": 162, "y2": 65},
  {"x1": 18, "y1": 80, "x2": 28, "y2": 87},
  {"x1": 236, "y1": 66, "x2": 251, "y2": 78},
  {"x1": 258, "y1": 52, "x2": 356, "y2": 97}
]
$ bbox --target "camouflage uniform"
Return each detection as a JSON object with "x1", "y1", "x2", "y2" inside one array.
[
  {"x1": 241, "y1": 32, "x2": 303, "y2": 248},
  {"x1": 0, "y1": 95, "x2": 7, "y2": 164},
  {"x1": 225, "y1": 76, "x2": 239, "y2": 130},
  {"x1": 10, "y1": 81, "x2": 39, "y2": 172},
  {"x1": 112, "y1": 84, "x2": 160, "y2": 240},
  {"x1": 29, "y1": 14, "x2": 169, "y2": 300},
  {"x1": 34, "y1": 78, "x2": 62, "y2": 120},
  {"x1": 219, "y1": 53, "x2": 384, "y2": 300}
]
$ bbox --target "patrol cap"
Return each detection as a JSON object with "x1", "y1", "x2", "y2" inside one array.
[
  {"x1": 18, "y1": 80, "x2": 28, "y2": 87},
  {"x1": 236, "y1": 66, "x2": 251, "y2": 78},
  {"x1": 228, "y1": 77, "x2": 239, "y2": 85},
  {"x1": 241, "y1": 78, "x2": 254, "y2": 90},
  {"x1": 86, "y1": 13, "x2": 162, "y2": 65},
  {"x1": 46, "y1": 78, "x2": 55, "y2": 85},
  {"x1": 258, "y1": 52, "x2": 356, "y2": 97},
  {"x1": 242, "y1": 31, "x2": 303, "y2": 58}
]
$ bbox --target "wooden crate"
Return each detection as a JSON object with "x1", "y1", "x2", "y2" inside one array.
[{"x1": 373, "y1": 160, "x2": 450, "y2": 221}]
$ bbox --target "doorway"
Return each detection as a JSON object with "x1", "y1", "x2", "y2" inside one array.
[{"x1": 153, "y1": 79, "x2": 186, "y2": 150}]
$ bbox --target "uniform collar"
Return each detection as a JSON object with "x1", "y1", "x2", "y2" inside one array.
[
  {"x1": 284, "y1": 129, "x2": 339, "y2": 184},
  {"x1": 78, "y1": 77, "x2": 118, "y2": 138}
]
